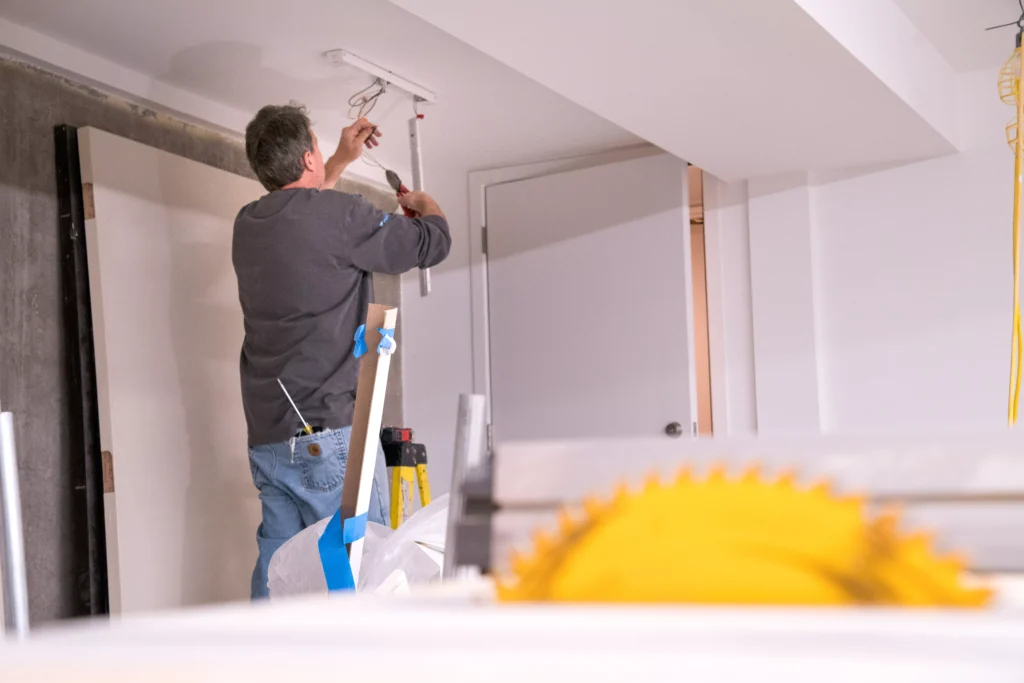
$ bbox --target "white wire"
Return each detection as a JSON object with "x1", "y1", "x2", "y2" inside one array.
[
  {"x1": 346, "y1": 80, "x2": 424, "y2": 175},
  {"x1": 346, "y1": 79, "x2": 391, "y2": 171},
  {"x1": 361, "y1": 151, "x2": 386, "y2": 170}
]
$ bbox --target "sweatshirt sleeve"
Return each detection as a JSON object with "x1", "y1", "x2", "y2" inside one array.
[{"x1": 343, "y1": 192, "x2": 452, "y2": 275}]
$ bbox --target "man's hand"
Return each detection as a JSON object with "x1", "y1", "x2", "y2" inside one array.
[
  {"x1": 398, "y1": 191, "x2": 445, "y2": 219},
  {"x1": 334, "y1": 118, "x2": 381, "y2": 166},
  {"x1": 322, "y1": 119, "x2": 382, "y2": 188}
]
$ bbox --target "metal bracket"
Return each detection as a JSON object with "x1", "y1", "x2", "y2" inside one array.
[{"x1": 409, "y1": 116, "x2": 431, "y2": 297}]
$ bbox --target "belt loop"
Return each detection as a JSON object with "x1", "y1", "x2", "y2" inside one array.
[{"x1": 289, "y1": 437, "x2": 296, "y2": 463}]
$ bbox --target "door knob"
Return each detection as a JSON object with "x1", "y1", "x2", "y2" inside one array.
[{"x1": 665, "y1": 422, "x2": 684, "y2": 437}]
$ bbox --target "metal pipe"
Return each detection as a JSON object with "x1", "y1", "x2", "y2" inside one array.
[
  {"x1": 410, "y1": 114, "x2": 431, "y2": 297},
  {"x1": 0, "y1": 411, "x2": 29, "y2": 638},
  {"x1": 444, "y1": 394, "x2": 487, "y2": 579}
]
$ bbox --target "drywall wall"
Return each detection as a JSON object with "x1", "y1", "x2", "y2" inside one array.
[
  {"x1": 813, "y1": 146, "x2": 1010, "y2": 432},
  {"x1": 747, "y1": 175, "x2": 824, "y2": 434},
  {"x1": 79, "y1": 127, "x2": 263, "y2": 612},
  {"x1": 718, "y1": 67, "x2": 1015, "y2": 435},
  {"x1": 399, "y1": 158, "x2": 473, "y2": 497},
  {"x1": 811, "y1": 66, "x2": 1012, "y2": 433},
  {"x1": 0, "y1": 56, "x2": 401, "y2": 624},
  {"x1": 702, "y1": 175, "x2": 757, "y2": 436}
]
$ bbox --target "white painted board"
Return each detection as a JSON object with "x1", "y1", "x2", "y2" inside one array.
[
  {"x1": 78, "y1": 128, "x2": 263, "y2": 613},
  {"x1": 3, "y1": 587, "x2": 1024, "y2": 681},
  {"x1": 485, "y1": 153, "x2": 696, "y2": 442}
]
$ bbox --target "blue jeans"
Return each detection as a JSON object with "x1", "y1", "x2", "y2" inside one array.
[{"x1": 248, "y1": 425, "x2": 390, "y2": 598}]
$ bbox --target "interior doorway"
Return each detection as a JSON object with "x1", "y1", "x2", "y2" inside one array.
[
  {"x1": 689, "y1": 165, "x2": 713, "y2": 435},
  {"x1": 482, "y1": 151, "x2": 698, "y2": 443}
]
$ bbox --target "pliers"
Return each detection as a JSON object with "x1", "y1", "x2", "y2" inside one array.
[{"x1": 385, "y1": 169, "x2": 420, "y2": 218}]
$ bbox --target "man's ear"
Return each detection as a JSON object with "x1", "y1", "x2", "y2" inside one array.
[{"x1": 303, "y1": 150, "x2": 316, "y2": 172}]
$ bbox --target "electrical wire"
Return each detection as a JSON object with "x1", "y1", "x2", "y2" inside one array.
[
  {"x1": 348, "y1": 78, "x2": 387, "y2": 120},
  {"x1": 361, "y1": 150, "x2": 386, "y2": 170},
  {"x1": 346, "y1": 78, "x2": 392, "y2": 171},
  {"x1": 1016, "y1": 5, "x2": 1024, "y2": 426},
  {"x1": 345, "y1": 80, "x2": 427, "y2": 175},
  {"x1": 1007, "y1": 32, "x2": 1024, "y2": 425}
]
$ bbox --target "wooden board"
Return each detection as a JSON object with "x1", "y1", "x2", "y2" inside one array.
[
  {"x1": 340, "y1": 304, "x2": 398, "y2": 583},
  {"x1": 78, "y1": 127, "x2": 264, "y2": 613}
]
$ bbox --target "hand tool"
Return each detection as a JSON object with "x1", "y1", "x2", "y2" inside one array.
[
  {"x1": 385, "y1": 169, "x2": 420, "y2": 219},
  {"x1": 277, "y1": 379, "x2": 313, "y2": 436}
]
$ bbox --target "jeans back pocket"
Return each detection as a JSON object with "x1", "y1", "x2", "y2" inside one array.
[{"x1": 298, "y1": 430, "x2": 347, "y2": 493}]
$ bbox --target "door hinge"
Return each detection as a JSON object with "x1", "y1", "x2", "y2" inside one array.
[
  {"x1": 486, "y1": 423, "x2": 494, "y2": 454},
  {"x1": 481, "y1": 226, "x2": 488, "y2": 256}
]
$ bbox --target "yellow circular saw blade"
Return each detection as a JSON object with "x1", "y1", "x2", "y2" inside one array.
[{"x1": 497, "y1": 467, "x2": 992, "y2": 607}]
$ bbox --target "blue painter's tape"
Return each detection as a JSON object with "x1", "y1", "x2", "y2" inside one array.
[
  {"x1": 353, "y1": 324, "x2": 368, "y2": 359},
  {"x1": 377, "y1": 327, "x2": 396, "y2": 355},
  {"x1": 318, "y1": 510, "x2": 369, "y2": 592},
  {"x1": 354, "y1": 325, "x2": 396, "y2": 358},
  {"x1": 343, "y1": 512, "x2": 368, "y2": 544},
  {"x1": 377, "y1": 213, "x2": 391, "y2": 229}
]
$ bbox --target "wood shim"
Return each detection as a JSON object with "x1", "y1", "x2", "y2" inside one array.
[
  {"x1": 101, "y1": 451, "x2": 115, "y2": 494},
  {"x1": 340, "y1": 304, "x2": 398, "y2": 584},
  {"x1": 81, "y1": 182, "x2": 95, "y2": 220}
]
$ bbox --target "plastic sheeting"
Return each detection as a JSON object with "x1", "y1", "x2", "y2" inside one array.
[{"x1": 267, "y1": 494, "x2": 448, "y2": 598}]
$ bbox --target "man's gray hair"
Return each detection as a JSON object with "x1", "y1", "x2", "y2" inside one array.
[{"x1": 245, "y1": 104, "x2": 314, "y2": 191}]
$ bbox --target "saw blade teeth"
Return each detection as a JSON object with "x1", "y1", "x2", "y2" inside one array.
[
  {"x1": 904, "y1": 530, "x2": 934, "y2": 552},
  {"x1": 532, "y1": 530, "x2": 554, "y2": 553},
  {"x1": 874, "y1": 505, "x2": 903, "y2": 532},
  {"x1": 706, "y1": 464, "x2": 728, "y2": 483},
  {"x1": 495, "y1": 578, "x2": 517, "y2": 601},
  {"x1": 557, "y1": 509, "x2": 576, "y2": 535},
  {"x1": 643, "y1": 472, "x2": 662, "y2": 492},
  {"x1": 739, "y1": 465, "x2": 762, "y2": 482},
  {"x1": 510, "y1": 549, "x2": 531, "y2": 575},
  {"x1": 775, "y1": 469, "x2": 798, "y2": 487},
  {"x1": 673, "y1": 466, "x2": 692, "y2": 484},
  {"x1": 582, "y1": 495, "x2": 604, "y2": 517},
  {"x1": 613, "y1": 483, "x2": 631, "y2": 503},
  {"x1": 939, "y1": 552, "x2": 967, "y2": 573},
  {"x1": 807, "y1": 479, "x2": 831, "y2": 495}
]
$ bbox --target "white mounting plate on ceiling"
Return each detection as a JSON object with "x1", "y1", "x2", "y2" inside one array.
[{"x1": 324, "y1": 49, "x2": 436, "y2": 104}]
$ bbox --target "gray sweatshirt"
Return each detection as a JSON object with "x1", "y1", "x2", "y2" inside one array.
[{"x1": 231, "y1": 188, "x2": 451, "y2": 446}]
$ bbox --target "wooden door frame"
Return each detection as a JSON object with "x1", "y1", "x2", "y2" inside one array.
[{"x1": 467, "y1": 144, "x2": 699, "y2": 432}]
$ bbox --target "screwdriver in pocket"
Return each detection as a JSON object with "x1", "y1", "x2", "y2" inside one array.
[{"x1": 277, "y1": 378, "x2": 313, "y2": 436}]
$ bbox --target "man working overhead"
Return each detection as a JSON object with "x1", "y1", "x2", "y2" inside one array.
[{"x1": 232, "y1": 104, "x2": 451, "y2": 598}]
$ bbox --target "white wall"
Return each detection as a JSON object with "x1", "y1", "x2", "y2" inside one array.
[
  {"x1": 400, "y1": 158, "x2": 475, "y2": 496},
  {"x1": 703, "y1": 176, "x2": 757, "y2": 435},
  {"x1": 813, "y1": 139, "x2": 1010, "y2": 433},
  {"x1": 405, "y1": 66, "x2": 1016, "y2": 492},
  {"x1": 747, "y1": 175, "x2": 825, "y2": 434},
  {"x1": 720, "y1": 66, "x2": 1016, "y2": 435}
]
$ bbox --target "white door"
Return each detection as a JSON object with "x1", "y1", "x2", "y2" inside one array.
[{"x1": 485, "y1": 152, "x2": 697, "y2": 442}]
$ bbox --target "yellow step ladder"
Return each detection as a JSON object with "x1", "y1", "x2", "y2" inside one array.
[{"x1": 382, "y1": 431, "x2": 431, "y2": 529}]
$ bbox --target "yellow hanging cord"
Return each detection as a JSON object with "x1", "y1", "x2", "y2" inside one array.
[{"x1": 1009, "y1": 41, "x2": 1024, "y2": 426}]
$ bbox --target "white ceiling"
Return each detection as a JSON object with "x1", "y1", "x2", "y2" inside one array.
[
  {"x1": 0, "y1": 0, "x2": 640, "y2": 182},
  {"x1": 386, "y1": 0, "x2": 963, "y2": 180},
  {"x1": 0, "y1": 0, "x2": 1010, "y2": 182},
  {"x1": 893, "y1": 0, "x2": 1020, "y2": 72}
]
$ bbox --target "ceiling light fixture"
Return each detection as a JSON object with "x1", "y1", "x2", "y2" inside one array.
[{"x1": 323, "y1": 49, "x2": 436, "y2": 104}]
